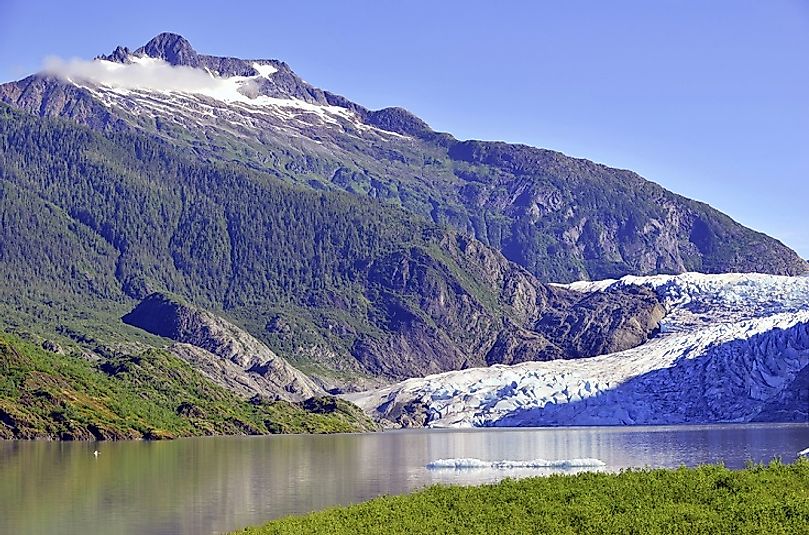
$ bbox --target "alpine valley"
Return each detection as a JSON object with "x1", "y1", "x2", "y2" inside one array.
[{"x1": 0, "y1": 33, "x2": 807, "y2": 439}]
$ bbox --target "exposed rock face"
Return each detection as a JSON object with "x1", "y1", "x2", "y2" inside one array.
[
  {"x1": 1, "y1": 33, "x2": 805, "y2": 283},
  {"x1": 448, "y1": 141, "x2": 809, "y2": 280},
  {"x1": 535, "y1": 285, "x2": 666, "y2": 358},
  {"x1": 351, "y1": 233, "x2": 666, "y2": 380},
  {"x1": 117, "y1": 241, "x2": 665, "y2": 389},
  {"x1": 123, "y1": 293, "x2": 323, "y2": 401},
  {"x1": 0, "y1": 75, "x2": 123, "y2": 129},
  {"x1": 134, "y1": 33, "x2": 200, "y2": 68}
]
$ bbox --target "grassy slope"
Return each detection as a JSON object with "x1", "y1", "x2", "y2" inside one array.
[
  {"x1": 236, "y1": 460, "x2": 809, "y2": 534},
  {"x1": 0, "y1": 334, "x2": 376, "y2": 440}
]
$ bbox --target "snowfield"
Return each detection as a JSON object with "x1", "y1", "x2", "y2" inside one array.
[{"x1": 346, "y1": 273, "x2": 809, "y2": 427}]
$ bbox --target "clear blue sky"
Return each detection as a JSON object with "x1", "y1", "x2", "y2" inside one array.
[{"x1": 2, "y1": 0, "x2": 807, "y2": 257}]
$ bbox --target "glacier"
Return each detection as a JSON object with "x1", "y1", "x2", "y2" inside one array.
[{"x1": 346, "y1": 273, "x2": 809, "y2": 427}]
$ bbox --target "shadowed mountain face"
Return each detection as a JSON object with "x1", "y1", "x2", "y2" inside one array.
[{"x1": 1, "y1": 33, "x2": 805, "y2": 283}]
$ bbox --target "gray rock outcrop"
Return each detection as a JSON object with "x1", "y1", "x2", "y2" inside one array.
[{"x1": 123, "y1": 293, "x2": 323, "y2": 401}]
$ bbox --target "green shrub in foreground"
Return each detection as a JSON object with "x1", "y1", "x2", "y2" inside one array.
[{"x1": 236, "y1": 459, "x2": 809, "y2": 534}]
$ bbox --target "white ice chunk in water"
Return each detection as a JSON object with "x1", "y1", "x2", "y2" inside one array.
[{"x1": 426, "y1": 457, "x2": 607, "y2": 469}]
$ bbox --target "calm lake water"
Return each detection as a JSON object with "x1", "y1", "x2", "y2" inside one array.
[{"x1": 2, "y1": 424, "x2": 808, "y2": 534}]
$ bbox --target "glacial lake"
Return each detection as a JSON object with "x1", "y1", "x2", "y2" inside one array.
[{"x1": 2, "y1": 424, "x2": 808, "y2": 534}]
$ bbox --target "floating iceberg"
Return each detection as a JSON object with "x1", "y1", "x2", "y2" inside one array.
[{"x1": 426, "y1": 457, "x2": 607, "y2": 469}]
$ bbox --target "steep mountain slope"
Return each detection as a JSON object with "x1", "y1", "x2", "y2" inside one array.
[
  {"x1": 348, "y1": 273, "x2": 809, "y2": 427},
  {"x1": 0, "y1": 104, "x2": 664, "y2": 389},
  {"x1": 1, "y1": 33, "x2": 804, "y2": 282}
]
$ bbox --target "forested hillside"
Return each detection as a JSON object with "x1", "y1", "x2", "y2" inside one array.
[
  {"x1": 1, "y1": 33, "x2": 806, "y2": 438},
  {"x1": 0, "y1": 104, "x2": 663, "y2": 388}
]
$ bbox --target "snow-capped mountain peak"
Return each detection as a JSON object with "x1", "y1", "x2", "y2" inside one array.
[
  {"x1": 91, "y1": 33, "x2": 314, "y2": 98},
  {"x1": 35, "y1": 33, "x2": 411, "y2": 149}
]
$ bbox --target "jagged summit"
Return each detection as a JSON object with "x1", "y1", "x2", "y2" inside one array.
[
  {"x1": 97, "y1": 32, "x2": 267, "y2": 78},
  {"x1": 96, "y1": 45, "x2": 130, "y2": 63},
  {"x1": 97, "y1": 32, "x2": 198, "y2": 65},
  {"x1": 134, "y1": 32, "x2": 198, "y2": 66}
]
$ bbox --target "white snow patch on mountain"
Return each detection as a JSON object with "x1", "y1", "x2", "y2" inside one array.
[
  {"x1": 252, "y1": 62, "x2": 278, "y2": 77},
  {"x1": 346, "y1": 273, "x2": 809, "y2": 428}
]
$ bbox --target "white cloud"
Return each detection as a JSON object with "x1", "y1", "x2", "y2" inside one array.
[
  {"x1": 42, "y1": 55, "x2": 256, "y2": 101},
  {"x1": 45, "y1": 56, "x2": 217, "y2": 92}
]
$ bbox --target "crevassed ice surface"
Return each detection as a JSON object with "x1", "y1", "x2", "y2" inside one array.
[{"x1": 346, "y1": 273, "x2": 809, "y2": 427}]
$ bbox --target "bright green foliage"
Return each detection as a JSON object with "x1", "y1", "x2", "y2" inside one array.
[
  {"x1": 0, "y1": 334, "x2": 375, "y2": 440},
  {"x1": 237, "y1": 460, "x2": 809, "y2": 534}
]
